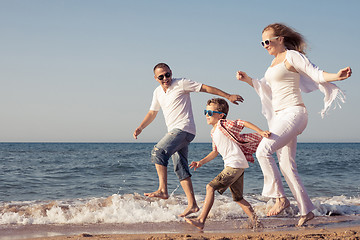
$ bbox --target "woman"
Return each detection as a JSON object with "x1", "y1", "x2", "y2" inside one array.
[{"x1": 236, "y1": 23, "x2": 352, "y2": 226}]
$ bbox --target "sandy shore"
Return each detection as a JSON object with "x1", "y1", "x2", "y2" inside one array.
[
  {"x1": 24, "y1": 226, "x2": 360, "y2": 240},
  {"x1": 2, "y1": 215, "x2": 360, "y2": 240}
]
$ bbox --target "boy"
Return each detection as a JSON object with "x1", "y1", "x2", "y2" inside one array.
[
  {"x1": 185, "y1": 98, "x2": 270, "y2": 229},
  {"x1": 133, "y1": 63, "x2": 244, "y2": 217}
]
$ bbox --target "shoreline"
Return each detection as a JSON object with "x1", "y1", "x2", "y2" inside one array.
[{"x1": 2, "y1": 215, "x2": 360, "y2": 240}]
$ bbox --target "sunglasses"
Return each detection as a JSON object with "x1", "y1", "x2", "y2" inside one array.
[
  {"x1": 261, "y1": 36, "x2": 279, "y2": 47},
  {"x1": 157, "y1": 72, "x2": 171, "y2": 80},
  {"x1": 204, "y1": 109, "x2": 227, "y2": 117}
]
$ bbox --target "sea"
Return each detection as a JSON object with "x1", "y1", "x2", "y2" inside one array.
[{"x1": 0, "y1": 142, "x2": 360, "y2": 238}]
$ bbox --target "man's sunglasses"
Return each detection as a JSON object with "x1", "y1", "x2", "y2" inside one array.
[
  {"x1": 204, "y1": 110, "x2": 227, "y2": 117},
  {"x1": 157, "y1": 72, "x2": 171, "y2": 80},
  {"x1": 261, "y1": 36, "x2": 279, "y2": 47}
]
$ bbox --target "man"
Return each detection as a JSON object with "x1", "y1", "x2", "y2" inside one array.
[{"x1": 133, "y1": 63, "x2": 243, "y2": 217}]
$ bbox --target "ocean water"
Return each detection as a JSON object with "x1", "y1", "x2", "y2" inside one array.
[{"x1": 0, "y1": 142, "x2": 359, "y2": 225}]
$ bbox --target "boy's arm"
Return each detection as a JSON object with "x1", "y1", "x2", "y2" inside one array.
[
  {"x1": 189, "y1": 150, "x2": 218, "y2": 171},
  {"x1": 133, "y1": 110, "x2": 158, "y2": 139},
  {"x1": 200, "y1": 84, "x2": 244, "y2": 105},
  {"x1": 243, "y1": 121, "x2": 271, "y2": 138}
]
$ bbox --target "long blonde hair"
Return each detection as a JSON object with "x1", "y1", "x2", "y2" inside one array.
[{"x1": 263, "y1": 23, "x2": 307, "y2": 54}]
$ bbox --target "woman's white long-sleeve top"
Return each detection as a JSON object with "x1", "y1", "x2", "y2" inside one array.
[{"x1": 252, "y1": 50, "x2": 345, "y2": 124}]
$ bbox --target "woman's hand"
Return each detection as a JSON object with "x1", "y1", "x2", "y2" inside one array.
[
  {"x1": 236, "y1": 71, "x2": 254, "y2": 87},
  {"x1": 337, "y1": 67, "x2": 352, "y2": 81},
  {"x1": 324, "y1": 67, "x2": 352, "y2": 82}
]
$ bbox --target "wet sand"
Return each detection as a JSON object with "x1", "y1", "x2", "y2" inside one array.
[
  {"x1": 27, "y1": 226, "x2": 360, "y2": 240},
  {"x1": 2, "y1": 215, "x2": 360, "y2": 240}
]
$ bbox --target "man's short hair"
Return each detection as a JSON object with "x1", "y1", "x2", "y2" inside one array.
[{"x1": 153, "y1": 63, "x2": 171, "y2": 73}]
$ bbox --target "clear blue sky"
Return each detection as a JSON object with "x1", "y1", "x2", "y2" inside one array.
[{"x1": 0, "y1": 0, "x2": 359, "y2": 142}]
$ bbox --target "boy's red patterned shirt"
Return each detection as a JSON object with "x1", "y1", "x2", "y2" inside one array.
[{"x1": 211, "y1": 119, "x2": 263, "y2": 163}]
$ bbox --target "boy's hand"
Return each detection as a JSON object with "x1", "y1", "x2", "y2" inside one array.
[
  {"x1": 189, "y1": 161, "x2": 202, "y2": 171},
  {"x1": 260, "y1": 130, "x2": 271, "y2": 138}
]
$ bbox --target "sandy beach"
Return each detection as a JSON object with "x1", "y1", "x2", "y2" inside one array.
[
  {"x1": 36, "y1": 227, "x2": 360, "y2": 240},
  {"x1": 18, "y1": 226, "x2": 360, "y2": 240},
  {"x1": 2, "y1": 215, "x2": 359, "y2": 240}
]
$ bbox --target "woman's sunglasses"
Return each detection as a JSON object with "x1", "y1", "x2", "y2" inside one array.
[
  {"x1": 157, "y1": 72, "x2": 171, "y2": 80},
  {"x1": 204, "y1": 110, "x2": 226, "y2": 117},
  {"x1": 261, "y1": 36, "x2": 279, "y2": 47}
]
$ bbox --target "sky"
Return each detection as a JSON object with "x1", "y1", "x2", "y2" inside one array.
[{"x1": 0, "y1": 0, "x2": 359, "y2": 143}]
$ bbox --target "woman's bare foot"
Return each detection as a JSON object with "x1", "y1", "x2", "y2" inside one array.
[
  {"x1": 144, "y1": 190, "x2": 169, "y2": 199},
  {"x1": 184, "y1": 217, "x2": 204, "y2": 230},
  {"x1": 267, "y1": 197, "x2": 290, "y2": 216},
  {"x1": 178, "y1": 205, "x2": 200, "y2": 217},
  {"x1": 297, "y1": 211, "x2": 314, "y2": 226}
]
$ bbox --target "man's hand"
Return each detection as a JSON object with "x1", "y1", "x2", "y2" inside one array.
[
  {"x1": 133, "y1": 127, "x2": 143, "y2": 139},
  {"x1": 228, "y1": 94, "x2": 244, "y2": 105}
]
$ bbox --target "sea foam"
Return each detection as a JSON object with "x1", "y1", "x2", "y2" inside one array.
[{"x1": 0, "y1": 193, "x2": 359, "y2": 225}]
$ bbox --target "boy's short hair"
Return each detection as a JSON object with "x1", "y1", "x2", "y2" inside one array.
[
  {"x1": 153, "y1": 63, "x2": 171, "y2": 73},
  {"x1": 207, "y1": 98, "x2": 229, "y2": 119}
]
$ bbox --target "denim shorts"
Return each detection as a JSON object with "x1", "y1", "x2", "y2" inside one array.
[
  {"x1": 151, "y1": 129, "x2": 195, "y2": 181},
  {"x1": 209, "y1": 166, "x2": 245, "y2": 201}
]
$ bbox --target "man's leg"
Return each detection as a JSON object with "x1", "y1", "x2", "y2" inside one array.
[
  {"x1": 144, "y1": 163, "x2": 169, "y2": 199},
  {"x1": 145, "y1": 129, "x2": 194, "y2": 201},
  {"x1": 178, "y1": 177, "x2": 199, "y2": 217}
]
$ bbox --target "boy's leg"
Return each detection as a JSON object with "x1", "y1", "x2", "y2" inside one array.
[
  {"x1": 185, "y1": 167, "x2": 242, "y2": 229},
  {"x1": 236, "y1": 199, "x2": 254, "y2": 219},
  {"x1": 230, "y1": 170, "x2": 263, "y2": 228},
  {"x1": 185, "y1": 184, "x2": 215, "y2": 229},
  {"x1": 229, "y1": 170, "x2": 254, "y2": 219},
  {"x1": 236, "y1": 199, "x2": 263, "y2": 229}
]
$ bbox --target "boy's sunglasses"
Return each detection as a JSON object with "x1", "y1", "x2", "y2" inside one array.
[
  {"x1": 204, "y1": 110, "x2": 226, "y2": 117},
  {"x1": 157, "y1": 72, "x2": 171, "y2": 80},
  {"x1": 261, "y1": 36, "x2": 279, "y2": 47}
]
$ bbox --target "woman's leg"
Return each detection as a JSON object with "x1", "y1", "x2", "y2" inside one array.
[
  {"x1": 277, "y1": 137, "x2": 315, "y2": 216},
  {"x1": 256, "y1": 107, "x2": 310, "y2": 216}
]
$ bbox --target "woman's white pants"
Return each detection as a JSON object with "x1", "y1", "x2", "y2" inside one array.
[{"x1": 256, "y1": 106, "x2": 315, "y2": 215}]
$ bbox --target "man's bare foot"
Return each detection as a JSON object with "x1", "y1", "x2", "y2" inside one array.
[
  {"x1": 144, "y1": 190, "x2": 169, "y2": 199},
  {"x1": 267, "y1": 197, "x2": 290, "y2": 216},
  {"x1": 297, "y1": 211, "x2": 314, "y2": 227},
  {"x1": 178, "y1": 205, "x2": 200, "y2": 217},
  {"x1": 184, "y1": 217, "x2": 204, "y2": 230}
]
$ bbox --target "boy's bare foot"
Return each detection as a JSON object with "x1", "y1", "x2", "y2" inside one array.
[
  {"x1": 178, "y1": 205, "x2": 200, "y2": 217},
  {"x1": 184, "y1": 217, "x2": 204, "y2": 230},
  {"x1": 297, "y1": 211, "x2": 314, "y2": 227},
  {"x1": 144, "y1": 190, "x2": 169, "y2": 199},
  {"x1": 249, "y1": 214, "x2": 264, "y2": 229},
  {"x1": 267, "y1": 197, "x2": 290, "y2": 216}
]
